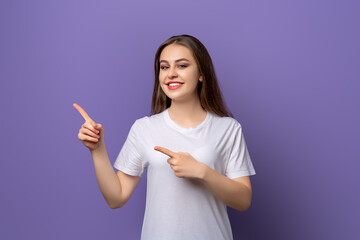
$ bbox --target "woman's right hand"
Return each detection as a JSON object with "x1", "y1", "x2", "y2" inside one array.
[{"x1": 73, "y1": 103, "x2": 104, "y2": 151}]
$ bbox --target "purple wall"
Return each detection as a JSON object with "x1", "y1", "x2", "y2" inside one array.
[{"x1": 1, "y1": 0, "x2": 359, "y2": 239}]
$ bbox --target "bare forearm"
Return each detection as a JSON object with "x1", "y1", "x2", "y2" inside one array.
[
  {"x1": 90, "y1": 143, "x2": 122, "y2": 208},
  {"x1": 199, "y1": 164, "x2": 252, "y2": 211}
]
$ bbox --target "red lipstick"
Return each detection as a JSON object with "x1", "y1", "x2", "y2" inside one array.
[{"x1": 166, "y1": 81, "x2": 184, "y2": 90}]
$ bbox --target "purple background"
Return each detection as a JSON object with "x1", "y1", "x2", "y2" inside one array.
[{"x1": 1, "y1": 0, "x2": 359, "y2": 239}]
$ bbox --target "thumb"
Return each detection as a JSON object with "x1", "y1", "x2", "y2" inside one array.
[
  {"x1": 96, "y1": 123, "x2": 103, "y2": 133},
  {"x1": 98, "y1": 124, "x2": 104, "y2": 138}
]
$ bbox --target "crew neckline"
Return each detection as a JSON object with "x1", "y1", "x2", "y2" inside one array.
[{"x1": 163, "y1": 108, "x2": 212, "y2": 134}]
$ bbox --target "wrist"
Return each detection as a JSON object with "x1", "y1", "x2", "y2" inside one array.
[
  {"x1": 197, "y1": 162, "x2": 210, "y2": 181},
  {"x1": 90, "y1": 142, "x2": 105, "y2": 154}
]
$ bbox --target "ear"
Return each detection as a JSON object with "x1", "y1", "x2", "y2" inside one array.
[{"x1": 199, "y1": 75, "x2": 204, "y2": 82}]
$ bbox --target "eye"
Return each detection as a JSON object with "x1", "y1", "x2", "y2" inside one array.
[
  {"x1": 160, "y1": 66, "x2": 169, "y2": 70},
  {"x1": 178, "y1": 64, "x2": 187, "y2": 68}
]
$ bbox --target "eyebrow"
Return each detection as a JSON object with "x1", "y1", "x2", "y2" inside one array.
[{"x1": 159, "y1": 58, "x2": 190, "y2": 64}]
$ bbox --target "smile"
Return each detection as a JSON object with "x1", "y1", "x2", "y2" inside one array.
[{"x1": 167, "y1": 83, "x2": 183, "y2": 90}]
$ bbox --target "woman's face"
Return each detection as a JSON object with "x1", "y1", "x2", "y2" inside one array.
[{"x1": 159, "y1": 44, "x2": 203, "y2": 103}]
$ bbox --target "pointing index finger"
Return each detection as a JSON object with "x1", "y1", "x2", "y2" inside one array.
[
  {"x1": 73, "y1": 103, "x2": 92, "y2": 122},
  {"x1": 154, "y1": 146, "x2": 176, "y2": 158}
]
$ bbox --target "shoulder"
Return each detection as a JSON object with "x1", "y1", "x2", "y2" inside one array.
[
  {"x1": 210, "y1": 112, "x2": 242, "y2": 130},
  {"x1": 132, "y1": 110, "x2": 165, "y2": 130}
]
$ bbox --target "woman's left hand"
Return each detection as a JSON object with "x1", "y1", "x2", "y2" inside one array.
[{"x1": 154, "y1": 146, "x2": 207, "y2": 179}]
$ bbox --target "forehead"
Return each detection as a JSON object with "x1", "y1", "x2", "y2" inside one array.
[{"x1": 159, "y1": 44, "x2": 195, "y2": 62}]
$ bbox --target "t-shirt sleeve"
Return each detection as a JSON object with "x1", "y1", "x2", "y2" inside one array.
[
  {"x1": 225, "y1": 122, "x2": 256, "y2": 179},
  {"x1": 113, "y1": 120, "x2": 144, "y2": 176}
]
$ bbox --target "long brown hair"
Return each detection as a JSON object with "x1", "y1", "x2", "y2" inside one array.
[{"x1": 150, "y1": 34, "x2": 233, "y2": 118}]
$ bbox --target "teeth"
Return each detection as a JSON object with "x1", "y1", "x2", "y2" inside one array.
[{"x1": 169, "y1": 83, "x2": 181, "y2": 86}]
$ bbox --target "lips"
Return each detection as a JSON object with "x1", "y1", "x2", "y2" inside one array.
[{"x1": 167, "y1": 82, "x2": 183, "y2": 90}]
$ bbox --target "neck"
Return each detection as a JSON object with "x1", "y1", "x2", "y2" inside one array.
[{"x1": 168, "y1": 94, "x2": 206, "y2": 121}]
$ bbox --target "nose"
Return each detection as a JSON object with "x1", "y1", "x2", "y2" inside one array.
[{"x1": 168, "y1": 66, "x2": 178, "y2": 79}]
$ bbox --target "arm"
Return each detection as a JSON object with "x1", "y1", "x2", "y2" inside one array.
[
  {"x1": 153, "y1": 146, "x2": 253, "y2": 212},
  {"x1": 198, "y1": 164, "x2": 253, "y2": 212},
  {"x1": 91, "y1": 143, "x2": 141, "y2": 209},
  {"x1": 73, "y1": 103, "x2": 140, "y2": 209}
]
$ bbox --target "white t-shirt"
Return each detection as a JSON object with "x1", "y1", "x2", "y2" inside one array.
[{"x1": 113, "y1": 108, "x2": 256, "y2": 240}]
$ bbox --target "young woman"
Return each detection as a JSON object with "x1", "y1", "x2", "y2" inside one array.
[{"x1": 74, "y1": 34, "x2": 256, "y2": 240}]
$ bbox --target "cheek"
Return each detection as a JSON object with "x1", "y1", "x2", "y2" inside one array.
[
  {"x1": 185, "y1": 69, "x2": 199, "y2": 80},
  {"x1": 185, "y1": 72, "x2": 200, "y2": 86},
  {"x1": 159, "y1": 72, "x2": 166, "y2": 82},
  {"x1": 159, "y1": 77, "x2": 167, "y2": 92}
]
